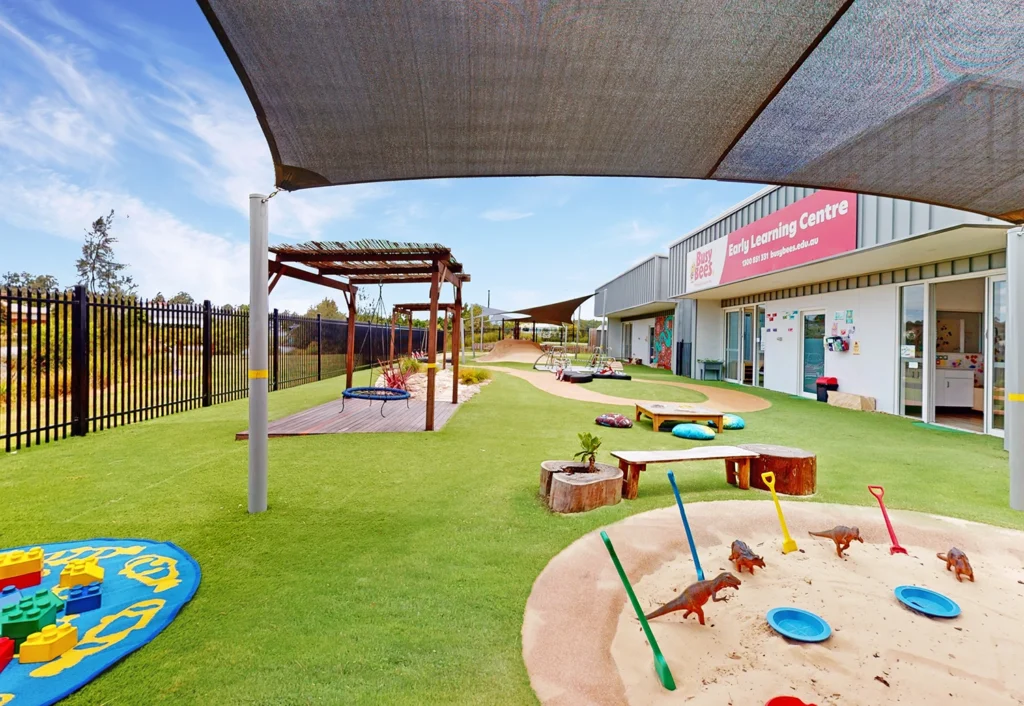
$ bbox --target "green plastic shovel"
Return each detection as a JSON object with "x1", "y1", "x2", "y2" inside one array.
[{"x1": 600, "y1": 530, "x2": 676, "y2": 691}]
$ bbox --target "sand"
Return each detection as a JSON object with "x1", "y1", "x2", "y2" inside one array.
[
  {"x1": 477, "y1": 338, "x2": 544, "y2": 363},
  {"x1": 522, "y1": 501, "x2": 1024, "y2": 706},
  {"x1": 377, "y1": 367, "x2": 487, "y2": 403}
]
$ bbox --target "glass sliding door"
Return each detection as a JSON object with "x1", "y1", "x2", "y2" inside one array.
[
  {"x1": 756, "y1": 306, "x2": 766, "y2": 386},
  {"x1": 899, "y1": 284, "x2": 925, "y2": 418},
  {"x1": 988, "y1": 277, "x2": 1007, "y2": 434},
  {"x1": 742, "y1": 309, "x2": 754, "y2": 384},
  {"x1": 801, "y1": 311, "x2": 826, "y2": 394},
  {"x1": 725, "y1": 311, "x2": 741, "y2": 381},
  {"x1": 622, "y1": 323, "x2": 632, "y2": 360}
]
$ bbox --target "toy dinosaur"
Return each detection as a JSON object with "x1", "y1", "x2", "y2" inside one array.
[
  {"x1": 937, "y1": 547, "x2": 974, "y2": 582},
  {"x1": 728, "y1": 540, "x2": 766, "y2": 575},
  {"x1": 643, "y1": 572, "x2": 741, "y2": 625},
  {"x1": 808, "y1": 526, "x2": 863, "y2": 557}
]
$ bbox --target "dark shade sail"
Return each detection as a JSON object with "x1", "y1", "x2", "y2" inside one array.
[
  {"x1": 200, "y1": 0, "x2": 1024, "y2": 222},
  {"x1": 500, "y1": 294, "x2": 594, "y2": 326}
]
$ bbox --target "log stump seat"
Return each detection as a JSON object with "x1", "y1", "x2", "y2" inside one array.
[
  {"x1": 736, "y1": 443, "x2": 817, "y2": 496},
  {"x1": 539, "y1": 461, "x2": 623, "y2": 513}
]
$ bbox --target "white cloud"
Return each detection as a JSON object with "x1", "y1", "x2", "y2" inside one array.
[
  {"x1": 1, "y1": 171, "x2": 249, "y2": 305},
  {"x1": 481, "y1": 208, "x2": 533, "y2": 221},
  {"x1": 612, "y1": 220, "x2": 664, "y2": 244}
]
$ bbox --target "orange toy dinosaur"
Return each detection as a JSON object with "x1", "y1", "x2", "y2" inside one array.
[
  {"x1": 937, "y1": 547, "x2": 974, "y2": 582},
  {"x1": 808, "y1": 526, "x2": 863, "y2": 557},
  {"x1": 643, "y1": 572, "x2": 741, "y2": 625},
  {"x1": 728, "y1": 540, "x2": 766, "y2": 575}
]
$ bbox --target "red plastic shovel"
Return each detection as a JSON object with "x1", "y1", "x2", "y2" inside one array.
[{"x1": 868, "y1": 485, "x2": 908, "y2": 555}]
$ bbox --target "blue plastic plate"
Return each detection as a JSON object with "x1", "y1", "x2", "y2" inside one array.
[
  {"x1": 766, "y1": 607, "x2": 832, "y2": 642},
  {"x1": 894, "y1": 585, "x2": 961, "y2": 618}
]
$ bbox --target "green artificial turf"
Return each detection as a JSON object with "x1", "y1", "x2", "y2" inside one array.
[
  {"x1": 585, "y1": 378, "x2": 706, "y2": 404},
  {"x1": 0, "y1": 373, "x2": 1013, "y2": 704}
]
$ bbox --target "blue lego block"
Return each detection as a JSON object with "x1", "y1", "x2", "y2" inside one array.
[
  {"x1": 65, "y1": 582, "x2": 102, "y2": 615},
  {"x1": 0, "y1": 586, "x2": 20, "y2": 610}
]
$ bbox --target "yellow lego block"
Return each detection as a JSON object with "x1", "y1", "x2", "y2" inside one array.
[
  {"x1": 0, "y1": 548, "x2": 43, "y2": 580},
  {"x1": 59, "y1": 558, "x2": 104, "y2": 588},
  {"x1": 19, "y1": 623, "x2": 77, "y2": 663}
]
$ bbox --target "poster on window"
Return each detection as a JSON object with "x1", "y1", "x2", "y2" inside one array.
[
  {"x1": 652, "y1": 315, "x2": 674, "y2": 370},
  {"x1": 685, "y1": 190, "x2": 857, "y2": 293}
]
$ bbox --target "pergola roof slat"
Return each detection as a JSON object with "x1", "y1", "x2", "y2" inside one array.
[{"x1": 269, "y1": 239, "x2": 468, "y2": 287}]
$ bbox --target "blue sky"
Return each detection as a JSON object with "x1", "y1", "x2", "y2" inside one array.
[{"x1": 0, "y1": 0, "x2": 762, "y2": 318}]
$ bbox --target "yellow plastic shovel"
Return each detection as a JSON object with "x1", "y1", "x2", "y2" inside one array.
[{"x1": 762, "y1": 471, "x2": 798, "y2": 554}]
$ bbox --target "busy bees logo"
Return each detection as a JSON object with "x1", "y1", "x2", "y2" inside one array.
[{"x1": 689, "y1": 249, "x2": 714, "y2": 283}]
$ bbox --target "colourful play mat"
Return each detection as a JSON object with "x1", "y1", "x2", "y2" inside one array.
[{"x1": 0, "y1": 538, "x2": 201, "y2": 706}]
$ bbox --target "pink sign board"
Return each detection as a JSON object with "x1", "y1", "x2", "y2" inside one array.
[{"x1": 686, "y1": 190, "x2": 857, "y2": 293}]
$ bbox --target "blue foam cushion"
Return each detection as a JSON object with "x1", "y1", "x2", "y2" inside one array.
[
  {"x1": 709, "y1": 413, "x2": 745, "y2": 430},
  {"x1": 672, "y1": 423, "x2": 716, "y2": 440}
]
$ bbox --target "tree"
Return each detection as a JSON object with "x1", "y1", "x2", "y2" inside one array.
[
  {"x1": 1, "y1": 272, "x2": 60, "y2": 290},
  {"x1": 76, "y1": 210, "x2": 137, "y2": 296},
  {"x1": 168, "y1": 291, "x2": 194, "y2": 305},
  {"x1": 305, "y1": 297, "x2": 342, "y2": 319},
  {"x1": 152, "y1": 292, "x2": 166, "y2": 303}
]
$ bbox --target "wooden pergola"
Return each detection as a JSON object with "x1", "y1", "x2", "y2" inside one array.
[
  {"x1": 267, "y1": 240, "x2": 469, "y2": 432},
  {"x1": 391, "y1": 302, "x2": 458, "y2": 374}
]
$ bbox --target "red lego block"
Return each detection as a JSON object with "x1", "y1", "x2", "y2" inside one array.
[
  {"x1": 0, "y1": 636, "x2": 13, "y2": 674},
  {"x1": 0, "y1": 571, "x2": 42, "y2": 592}
]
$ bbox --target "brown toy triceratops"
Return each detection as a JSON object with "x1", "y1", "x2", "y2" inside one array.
[
  {"x1": 808, "y1": 526, "x2": 863, "y2": 557},
  {"x1": 644, "y1": 572, "x2": 741, "y2": 625},
  {"x1": 937, "y1": 547, "x2": 974, "y2": 582},
  {"x1": 728, "y1": 540, "x2": 766, "y2": 575}
]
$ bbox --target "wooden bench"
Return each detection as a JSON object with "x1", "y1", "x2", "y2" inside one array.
[
  {"x1": 610, "y1": 446, "x2": 760, "y2": 499},
  {"x1": 634, "y1": 402, "x2": 725, "y2": 433}
]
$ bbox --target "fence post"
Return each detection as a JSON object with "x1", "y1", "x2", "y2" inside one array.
[
  {"x1": 316, "y1": 314, "x2": 322, "y2": 381},
  {"x1": 272, "y1": 308, "x2": 279, "y2": 392},
  {"x1": 202, "y1": 300, "x2": 213, "y2": 406},
  {"x1": 70, "y1": 285, "x2": 89, "y2": 437}
]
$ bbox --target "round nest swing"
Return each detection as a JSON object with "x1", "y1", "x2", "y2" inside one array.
[{"x1": 341, "y1": 281, "x2": 412, "y2": 418}]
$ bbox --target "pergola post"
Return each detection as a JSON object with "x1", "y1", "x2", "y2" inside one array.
[
  {"x1": 406, "y1": 313, "x2": 413, "y2": 356},
  {"x1": 425, "y1": 268, "x2": 440, "y2": 431},
  {"x1": 248, "y1": 194, "x2": 269, "y2": 514},
  {"x1": 442, "y1": 310, "x2": 448, "y2": 370},
  {"x1": 389, "y1": 310, "x2": 396, "y2": 363},
  {"x1": 452, "y1": 283, "x2": 462, "y2": 404},
  {"x1": 1009, "y1": 226, "x2": 1024, "y2": 510},
  {"x1": 346, "y1": 287, "x2": 357, "y2": 388}
]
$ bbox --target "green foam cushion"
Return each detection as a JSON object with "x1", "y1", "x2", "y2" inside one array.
[{"x1": 709, "y1": 414, "x2": 745, "y2": 430}]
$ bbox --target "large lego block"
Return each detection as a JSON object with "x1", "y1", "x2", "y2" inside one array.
[
  {"x1": 0, "y1": 589, "x2": 64, "y2": 645},
  {"x1": 0, "y1": 636, "x2": 12, "y2": 674},
  {"x1": 0, "y1": 571, "x2": 42, "y2": 592},
  {"x1": 0, "y1": 548, "x2": 43, "y2": 580},
  {"x1": 19, "y1": 624, "x2": 78, "y2": 664},
  {"x1": 65, "y1": 582, "x2": 102, "y2": 615},
  {"x1": 0, "y1": 586, "x2": 21, "y2": 610},
  {"x1": 59, "y1": 558, "x2": 104, "y2": 588}
]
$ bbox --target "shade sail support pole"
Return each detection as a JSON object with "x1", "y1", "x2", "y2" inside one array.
[
  {"x1": 1009, "y1": 226, "x2": 1024, "y2": 510},
  {"x1": 248, "y1": 194, "x2": 269, "y2": 514}
]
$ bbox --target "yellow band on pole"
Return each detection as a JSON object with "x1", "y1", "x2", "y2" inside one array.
[
  {"x1": 425, "y1": 363, "x2": 437, "y2": 369},
  {"x1": 1009, "y1": 392, "x2": 1024, "y2": 402},
  {"x1": 248, "y1": 369, "x2": 269, "y2": 379}
]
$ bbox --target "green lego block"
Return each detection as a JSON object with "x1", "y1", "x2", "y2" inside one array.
[{"x1": 0, "y1": 588, "x2": 64, "y2": 646}]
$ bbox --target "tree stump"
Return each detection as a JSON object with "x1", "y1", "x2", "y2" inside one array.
[
  {"x1": 736, "y1": 444, "x2": 816, "y2": 496},
  {"x1": 539, "y1": 461, "x2": 623, "y2": 513}
]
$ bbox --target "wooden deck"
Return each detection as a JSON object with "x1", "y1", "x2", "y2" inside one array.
[{"x1": 235, "y1": 398, "x2": 460, "y2": 439}]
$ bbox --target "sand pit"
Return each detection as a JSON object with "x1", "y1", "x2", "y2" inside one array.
[
  {"x1": 523, "y1": 501, "x2": 1024, "y2": 706},
  {"x1": 478, "y1": 338, "x2": 544, "y2": 363}
]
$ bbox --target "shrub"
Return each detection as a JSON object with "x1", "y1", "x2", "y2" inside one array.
[
  {"x1": 399, "y1": 356, "x2": 422, "y2": 374},
  {"x1": 458, "y1": 367, "x2": 491, "y2": 385}
]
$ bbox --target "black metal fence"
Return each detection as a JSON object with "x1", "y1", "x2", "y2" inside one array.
[{"x1": 1, "y1": 287, "x2": 437, "y2": 452}]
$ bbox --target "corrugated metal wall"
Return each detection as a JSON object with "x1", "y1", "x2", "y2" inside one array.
[
  {"x1": 667, "y1": 188, "x2": 1003, "y2": 298},
  {"x1": 594, "y1": 255, "x2": 670, "y2": 315}
]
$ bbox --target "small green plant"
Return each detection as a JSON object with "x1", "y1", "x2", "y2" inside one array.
[
  {"x1": 399, "y1": 356, "x2": 422, "y2": 374},
  {"x1": 572, "y1": 432, "x2": 602, "y2": 472},
  {"x1": 458, "y1": 367, "x2": 491, "y2": 385}
]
